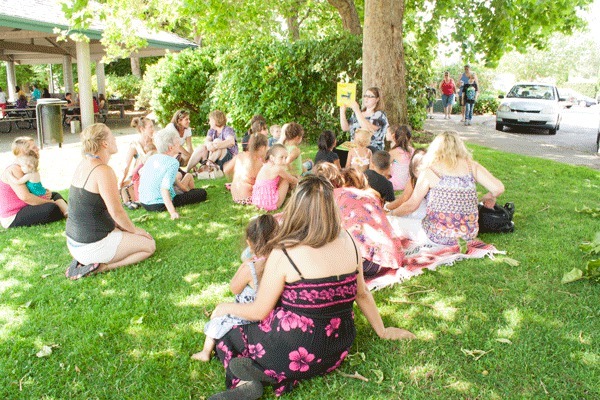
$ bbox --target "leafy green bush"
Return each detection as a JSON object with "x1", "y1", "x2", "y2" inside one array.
[
  {"x1": 138, "y1": 49, "x2": 216, "y2": 130},
  {"x1": 106, "y1": 74, "x2": 142, "y2": 99},
  {"x1": 140, "y1": 35, "x2": 431, "y2": 141},
  {"x1": 474, "y1": 94, "x2": 500, "y2": 114},
  {"x1": 211, "y1": 35, "x2": 362, "y2": 142}
]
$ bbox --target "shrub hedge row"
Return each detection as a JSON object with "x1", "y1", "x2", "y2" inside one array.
[{"x1": 138, "y1": 35, "x2": 430, "y2": 142}]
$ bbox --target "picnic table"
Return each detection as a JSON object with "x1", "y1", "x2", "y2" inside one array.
[{"x1": 0, "y1": 106, "x2": 37, "y2": 132}]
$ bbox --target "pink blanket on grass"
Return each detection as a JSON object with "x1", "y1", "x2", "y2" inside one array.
[{"x1": 365, "y1": 239, "x2": 501, "y2": 291}]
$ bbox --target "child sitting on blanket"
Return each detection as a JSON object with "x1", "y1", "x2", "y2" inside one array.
[
  {"x1": 252, "y1": 144, "x2": 298, "y2": 211},
  {"x1": 191, "y1": 214, "x2": 279, "y2": 362},
  {"x1": 9, "y1": 151, "x2": 68, "y2": 217},
  {"x1": 385, "y1": 148, "x2": 426, "y2": 218}
]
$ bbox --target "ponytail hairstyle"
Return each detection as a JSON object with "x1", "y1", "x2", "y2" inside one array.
[
  {"x1": 246, "y1": 214, "x2": 279, "y2": 258},
  {"x1": 266, "y1": 143, "x2": 287, "y2": 161},
  {"x1": 388, "y1": 124, "x2": 412, "y2": 152},
  {"x1": 248, "y1": 132, "x2": 268, "y2": 154},
  {"x1": 130, "y1": 116, "x2": 153, "y2": 134},
  {"x1": 80, "y1": 123, "x2": 111, "y2": 155},
  {"x1": 251, "y1": 119, "x2": 267, "y2": 135},
  {"x1": 247, "y1": 114, "x2": 266, "y2": 136},
  {"x1": 318, "y1": 130, "x2": 336, "y2": 151}
]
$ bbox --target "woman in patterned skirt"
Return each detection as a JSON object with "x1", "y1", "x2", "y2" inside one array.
[
  {"x1": 388, "y1": 131, "x2": 504, "y2": 246},
  {"x1": 209, "y1": 175, "x2": 415, "y2": 399}
]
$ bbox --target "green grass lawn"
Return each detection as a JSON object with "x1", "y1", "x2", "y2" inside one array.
[{"x1": 1, "y1": 144, "x2": 599, "y2": 399}]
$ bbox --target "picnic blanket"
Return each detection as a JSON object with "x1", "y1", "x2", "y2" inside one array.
[{"x1": 364, "y1": 239, "x2": 501, "y2": 291}]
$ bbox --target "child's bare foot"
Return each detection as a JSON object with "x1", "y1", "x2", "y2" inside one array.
[{"x1": 191, "y1": 351, "x2": 211, "y2": 362}]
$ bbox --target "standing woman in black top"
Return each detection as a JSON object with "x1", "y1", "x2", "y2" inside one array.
[{"x1": 65, "y1": 123, "x2": 155, "y2": 279}]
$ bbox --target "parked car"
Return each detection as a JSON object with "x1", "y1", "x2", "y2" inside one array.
[
  {"x1": 582, "y1": 96, "x2": 597, "y2": 107},
  {"x1": 496, "y1": 83, "x2": 562, "y2": 135}
]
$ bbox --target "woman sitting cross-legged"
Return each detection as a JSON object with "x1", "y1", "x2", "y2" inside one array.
[
  {"x1": 65, "y1": 124, "x2": 155, "y2": 280},
  {"x1": 208, "y1": 175, "x2": 415, "y2": 399},
  {"x1": 138, "y1": 125, "x2": 207, "y2": 219},
  {"x1": 388, "y1": 131, "x2": 504, "y2": 246}
]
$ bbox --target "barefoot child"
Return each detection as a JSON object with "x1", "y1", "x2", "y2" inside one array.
[
  {"x1": 252, "y1": 144, "x2": 298, "y2": 211},
  {"x1": 9, "y1": 152, "x2": 68, "y2": 216},
  {"x1": 191, "y1": 215, "x2": 278, "y2": 361},
  {"x1": 345, "y1": 128, "x2": 372, "y2": 172}
]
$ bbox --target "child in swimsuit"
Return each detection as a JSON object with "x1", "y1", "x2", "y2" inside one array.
[
  {"x1": 346, "y1": 128, "x2": 372, "y2": 171},
  {"x1": 191, "y1": 215, "x2": 279, "y2": 362},
  {"x1": 9, "y1": 152, "x2": 68, "y2": 217},
  {"x1": 252, "y1": 144, "x2": 298, "y2": 211}
]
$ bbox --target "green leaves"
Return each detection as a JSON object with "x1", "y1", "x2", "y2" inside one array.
[{"x1": 562, "y1": 231, "x2": 600, "y2": 284}]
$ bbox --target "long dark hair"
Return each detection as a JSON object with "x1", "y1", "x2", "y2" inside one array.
[
  {"x1": 389, "y1": 124, "x2": 412, "y2": 152},
  {"x1": 318, "y1": 130, "x2": 336, "y2": 151},
  {"x1": 246, "y1": 214, "x2": 278, "y2": 258}
]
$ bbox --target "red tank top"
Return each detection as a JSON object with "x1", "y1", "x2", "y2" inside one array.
[{"x1": 440, "y1": 79, "x2": 455, "y2": 95}]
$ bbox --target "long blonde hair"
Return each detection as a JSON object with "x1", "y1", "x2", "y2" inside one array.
[
  {"x1": 269, "y1": 175, "x2": 341, "y2": 249},
  {"x1": 423, "y1": 131, "x2": 471, "y2": 169}
]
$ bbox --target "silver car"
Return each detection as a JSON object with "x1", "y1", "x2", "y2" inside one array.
[{"x1": 496, "y1": 83, "x2": 562, "y2": 135}]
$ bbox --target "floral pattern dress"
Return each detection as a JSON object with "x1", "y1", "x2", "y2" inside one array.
[
  {"x1": 215, "y1": 248, "x2": 358, "y2": 396},
  {"x1": 334, "y1": 187, "x2": 406, "y2": 270},
  {"x1": 422, "y1": 165, "x2": 478, "y2": 245}
]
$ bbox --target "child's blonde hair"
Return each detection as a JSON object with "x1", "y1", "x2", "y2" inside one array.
[
  {"x1": 269, "y1": 125, "x2": 281, "y2": 137},
  {"x1": 17, "y1": 152, "x2": 39, "y2": 173},
  {"x1": 266, "y1": 143, "x2": 287, "y2": 162},
  {"x1": 408, "y1": 148, "x2": 426, "y2": 188},
  {"x1": 354, "y1": 129, "x2": 371, "y2": 147}
]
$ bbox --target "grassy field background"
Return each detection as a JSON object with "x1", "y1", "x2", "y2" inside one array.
[{"x1": 1, "y1": 143, "x2": 599, "y2": 399}]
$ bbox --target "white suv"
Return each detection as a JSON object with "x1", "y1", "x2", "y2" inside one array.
[{"x1": 496, "y1": 83, "x2": 562, "y2": 135}]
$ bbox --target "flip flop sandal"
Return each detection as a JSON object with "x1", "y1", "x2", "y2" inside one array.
[
  {"x1": 208, "y1": 380, "x2": 263, "y2": 400},
  {"x1": 228, "y1": 357, "x2": 277, "y2": 384},
  {"x1": 65, "y1": 260, "x2": 100, "y2": 280}
]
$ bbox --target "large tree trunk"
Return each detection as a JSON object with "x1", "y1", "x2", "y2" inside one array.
[
  {"x1": 362, "y1": 0, "x2": 407, "y2": 125},
  {"x1": 328, "y1": 0, "x2": 362, "y2": 35},
  {"x1": 130, "y1": 56, "x2": 142, "y2": 78},
  {"x1": 287, "y1": 14, "x2": 300, "y2": 41}
]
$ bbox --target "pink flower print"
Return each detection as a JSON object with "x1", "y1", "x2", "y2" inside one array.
[
  {"x1": 299, "y1": 315, "x2": 314, "y2": 333},
  {"x1": 282, "y1": 288, "x2": 298, "y2": 302},
  {"x1": 258, "y1": 310, "x2": 276, "y2": 333},
  {"x1": 327, "y1": 350, "x2": 349, "y2": 373},
  {"x1": 217, "y1": 342, "x2": 232, "y2": 368},
  {"x1": 264, "y1": 369, "x2": 286, "y2": 383},
  {"x1": 325, "y1": 317, "x2": 341, "y2": 337},
  {"x1": 231, "y1": 377, "x2": 241, "y2": 388},
  {"x1": 248, "y1": 343, "x2": 266, "y2": 359},
  {"x1": 277, "y1": 310, "x2": 303, "y2": 332},
  {"x1": 288, "y1": 347, "x2": 315, "y2": 372}
]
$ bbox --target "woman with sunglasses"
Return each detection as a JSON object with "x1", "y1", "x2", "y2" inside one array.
[
  {"x1": 340, "y1": 87, "x2": 389, "y2": 152},
  {"x1": 439, "y1": 72, "x2": 457, "y2": 120}
]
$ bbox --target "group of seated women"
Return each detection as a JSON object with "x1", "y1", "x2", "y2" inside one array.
[{"x1": 1, "y1": 93, "x2": 505, "y2": 398}]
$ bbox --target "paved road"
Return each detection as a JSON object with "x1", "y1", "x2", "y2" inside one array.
[{"x1": 424, "y1": 105, "x2": 600, "y2": 171}]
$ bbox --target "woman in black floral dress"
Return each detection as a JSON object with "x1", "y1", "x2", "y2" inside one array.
[{"x1": 209, "y1": 176, "x2": 415, "y2": 399}]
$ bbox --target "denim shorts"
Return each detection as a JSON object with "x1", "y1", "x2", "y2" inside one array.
[{"x1": 441, "y1": 94, "x2": 455, "y2": 108}]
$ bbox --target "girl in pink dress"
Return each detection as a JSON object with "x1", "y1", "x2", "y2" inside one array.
[
  {"x1": 387, "y1": 124, "x2": 415, "y2": 191},
  {"x1": 252, "y1": 144, "x2": 298, "y2": 211}
]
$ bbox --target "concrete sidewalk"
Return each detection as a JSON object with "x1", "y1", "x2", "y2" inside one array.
[{"x1": 424, "y1": 114, "x2": 600, "y2": 171}]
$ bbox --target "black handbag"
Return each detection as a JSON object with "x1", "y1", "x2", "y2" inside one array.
[{"x1": 478, "y1": 202, "x2": 515, "y2": 233}]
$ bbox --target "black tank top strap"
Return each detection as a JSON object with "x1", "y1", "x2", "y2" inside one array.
[
  {"x1": 346, "y1": 230, "x2": 359, "y2": 265},
  {"x1": 82, "y1": 164, "x2": 103, "y2": 189},
  {"x1": 282, "y1": 247, "x2": 304, "y2": 280}
]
